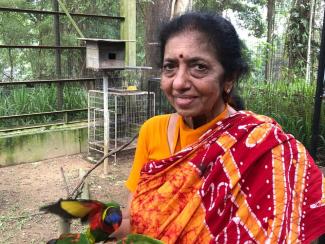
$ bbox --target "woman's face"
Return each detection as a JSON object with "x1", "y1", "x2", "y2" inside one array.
[{"x1": 161, "y1": 31, "x2": 232, "y2": 124}]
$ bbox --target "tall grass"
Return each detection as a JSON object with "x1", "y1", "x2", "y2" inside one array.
[
  {"x1": 0, "y1": 84, "x2": 87, "y2": 128},
  {"x1": 239, "y1": 80, "x2": 325, "y2": 164}
]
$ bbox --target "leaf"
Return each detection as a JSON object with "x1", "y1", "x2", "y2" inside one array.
[{"x1": 117, "y1": 234, "x2": 163, "y2": 244}]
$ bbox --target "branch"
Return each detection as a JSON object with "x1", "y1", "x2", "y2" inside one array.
[
  {"x1": 60, "y1": 167, "x2": 70, "y2": 197},
  {"x1": 69, "y1": 133, "x2": 138, "y2": 199}
]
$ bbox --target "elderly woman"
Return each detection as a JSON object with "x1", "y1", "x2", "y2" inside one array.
[{"x1": 115, "y1": 12, "x2": 325, "y2": 243}]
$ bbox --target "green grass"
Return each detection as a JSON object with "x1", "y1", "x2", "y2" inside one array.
[
  {"x1": 239, "y1": 80, "x2": 325, "y2": 164},
  {"x1": 0, "y1": 84, "x2": 87, "y2": 128}
]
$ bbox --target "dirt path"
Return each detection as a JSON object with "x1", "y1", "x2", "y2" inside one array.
[{"x1": 0, "y1": 152, "x2": 133, "y2": 243}]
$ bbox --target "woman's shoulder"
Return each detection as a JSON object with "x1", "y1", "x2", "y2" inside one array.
[
  {"x1": 141, "y1": 114, "x2": 172, "y2": 131},
  {"x1": 234, "y1": 110, "x2": 277, "y2": 125},
  {"x1": 228, "y1": 110, "x2": 285, "y2": 135}
]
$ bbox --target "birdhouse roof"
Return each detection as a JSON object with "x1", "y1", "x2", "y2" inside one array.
[{"x1": 78, "y1": 38, "x2": 135, "y2": 43}]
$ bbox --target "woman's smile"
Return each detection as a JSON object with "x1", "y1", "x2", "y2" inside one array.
[{"x1": 174, "y1": 95, "x2": 197, "y2": 107}]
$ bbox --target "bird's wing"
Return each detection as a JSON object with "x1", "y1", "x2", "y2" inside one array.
[{"x1": 40, "y1": 199, "x2": 104, "y2": 220}]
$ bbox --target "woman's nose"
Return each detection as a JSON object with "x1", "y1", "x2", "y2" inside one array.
[{"x1": 172, "y1": 66, "x2": 190, "y2": 90}]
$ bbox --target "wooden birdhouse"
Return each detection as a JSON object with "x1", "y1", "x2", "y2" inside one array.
[{"x1": 79, "y1": 38, "x2": 126, "y2": 70}]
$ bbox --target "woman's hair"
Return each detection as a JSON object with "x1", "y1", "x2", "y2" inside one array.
[{"x1": 159, "y1": 12, "x2": 249, "y2": 83}]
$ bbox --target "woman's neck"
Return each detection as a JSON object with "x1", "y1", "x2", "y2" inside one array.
[
  {"x1": 183, "y1": 115, "x2": 208, "y2": 129},
  {"x1": 183, "y1": 104, "x2": 232, "y2": 129}
]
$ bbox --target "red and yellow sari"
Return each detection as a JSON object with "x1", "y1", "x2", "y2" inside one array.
[{"x1": 130, "y1": 111, "x2": 325, "y2": 243}]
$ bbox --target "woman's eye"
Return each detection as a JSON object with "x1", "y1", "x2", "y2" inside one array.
[
  {"x1": 163, "y1": 63, "x2": 175, "y2": 71},
  {"x1": 162, "y1": 63, "x2": 176, "y2": 76},
  {"x1": 194, "y1": 63, "x2": 207, "y2": 71}
]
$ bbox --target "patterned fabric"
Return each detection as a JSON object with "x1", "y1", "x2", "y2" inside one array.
[{"x1": 130, "y1": 111, "x2": 325, "y2": 243}]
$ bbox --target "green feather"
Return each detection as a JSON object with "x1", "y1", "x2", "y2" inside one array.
[{"x1": 53, "y1": 233, "x2": 92, "y2": 244}]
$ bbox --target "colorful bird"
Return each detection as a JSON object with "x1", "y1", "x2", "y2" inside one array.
[{"x1": 40, "y1": 199, "x2": 122, "y2": 244}]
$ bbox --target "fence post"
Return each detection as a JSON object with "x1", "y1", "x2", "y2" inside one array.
[
  {"x1": 52, "y1": 0, "x2": 63, "y2": 110},
  {"x1": 103, "y1": 75, "x2": 110, "y2": 175},
  {"x1": 120, "y1": 0, "x2": 136, "y2": 67},
  {"x1": 63, "y1": 111, "x2": 68, "y2": 124}
]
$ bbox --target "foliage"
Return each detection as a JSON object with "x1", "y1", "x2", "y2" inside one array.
[
  {"x1": 193, "y1": 0, "x2": 265, "y2": 37},
  {"x1": 242, "y1": 41, "x2": 267, "y2": 81},
  {"x1": 285, "y1": 0, "x2": 311, "y2": 77},
  {"x1": 0, "y1": 0, "x2": 121, "y2": 81},
  {"x1": 0, "y1": 84, "x2": 87, "y2": 128}
]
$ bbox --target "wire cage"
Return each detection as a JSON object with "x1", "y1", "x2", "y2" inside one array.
[{"x1": 88, "y1": 88, "x2": 155, "y2": 162}]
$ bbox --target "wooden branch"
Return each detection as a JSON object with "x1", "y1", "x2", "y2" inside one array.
[
  {"x1": 69, "y1": 133, "x2": 138, "y2": 199},
  {"x1": 60, "y1": 167, "x2": 70, "y2": 197},
  {"x1": 79, "y1": 169, "x2": 90, "y2": 200},
  {"x1": 60, "y1": 167, "x2": 71, "y2": 234}
]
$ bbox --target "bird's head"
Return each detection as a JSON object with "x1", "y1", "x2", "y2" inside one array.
[{"x1": 102, "y1": 206, "x2": 122, "y2": 231}]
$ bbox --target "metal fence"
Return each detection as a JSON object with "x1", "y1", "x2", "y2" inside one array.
[
  {"x1": 0, "y1": 3, "x2": 123, "y2": 131},
  {"x1": 88, "y1": 88, "x2": 155, "y2": 162}
]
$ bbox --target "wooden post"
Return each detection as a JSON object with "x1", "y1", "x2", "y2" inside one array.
[
  {"x1": 59, "y1": 167, "x2": 70, "y2": 234},
  {"x1": 52, "y1": 0, "x2": 63, "y2": 110},
  {"x1": 120, "y1": 0, "x2": 136, "y2": 66},
  {"x1": 103, "y1": 75, "x2": 110, "y2": 175},
  {"x1": 79, "y1": 168, "x2": 90, "y2": 199}
]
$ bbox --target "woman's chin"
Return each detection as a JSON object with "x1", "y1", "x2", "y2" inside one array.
[{"x1": 175, "y1": 108, "x2": 200, "y2": 118}]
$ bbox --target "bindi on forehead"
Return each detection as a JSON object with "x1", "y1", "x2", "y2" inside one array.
[{"x1": 179, "y1": 54, "x2": 183, "y2": 58}]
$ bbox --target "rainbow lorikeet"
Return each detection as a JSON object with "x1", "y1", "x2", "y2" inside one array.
[{"x1": 40, "y1": 199, "x2": 122, "y2": 244}]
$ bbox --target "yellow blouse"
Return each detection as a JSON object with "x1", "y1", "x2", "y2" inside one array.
[{"x1": 125, "y1": 109, "x2": 228, "y2": 192}]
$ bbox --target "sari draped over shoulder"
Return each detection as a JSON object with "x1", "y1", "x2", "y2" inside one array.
[{"x1": 130, "y1": 111, "x2": 325, "y2": 243}]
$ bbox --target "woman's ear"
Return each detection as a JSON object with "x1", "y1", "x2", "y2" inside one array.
[{"x1": 223, "y1": 80, "x2": 234, "y2": 94}]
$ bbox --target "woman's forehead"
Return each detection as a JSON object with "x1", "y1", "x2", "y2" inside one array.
[
  {"x1": 166, "y1": 30, "x2": 208, "y2": 44},
  {"x1": 164, "y1": 31, "x2": 217, "y2": 60}
]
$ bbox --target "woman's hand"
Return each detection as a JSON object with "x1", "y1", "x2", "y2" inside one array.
[{"x1": 109, "y1": 193, "x2": 133, "y2": 239}]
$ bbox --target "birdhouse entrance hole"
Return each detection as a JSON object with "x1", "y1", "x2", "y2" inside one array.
[{"x1": 108, "y1": 53, "x2": 116, "y2": 60}]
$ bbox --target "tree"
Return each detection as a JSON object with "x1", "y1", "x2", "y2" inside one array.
[
  {"x1": 138, "y1": 0, "x2": 173, "y2": 74},
  {"x1": 264, "y1": 0, "x2": 275, "y2": 82},
  {"x1": 0, "y1": 0, "x2": 122, "y2": 81},
  {"x1": 193, "y1": 0, "x2": 265, "y2": 38},
  {"x1": 285, "y1": 0, "x2": 311, "y2": 78},
  {"x1": 305, "y1": 0, "x2": 316, "y2": 83},
  {"x1": 171, "y1": 0, "x2": 193, "y2": 18}
]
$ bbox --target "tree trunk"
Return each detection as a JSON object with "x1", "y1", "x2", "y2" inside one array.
[
  {"x1": 264, "y1": 0, "x2": 275, "y2": 83},
  {"x1": 142, "y1": 0, "x2": 173, "y2": 75},
  {"x1": 170, "y1": 0, "x2": 192, "y2": 19},
  {"x1": 305, "y1": 0, "x2": 316, "y2": 84},
  {"x1": 142, "y1": 0, "x2": 193, "y2": 76}
]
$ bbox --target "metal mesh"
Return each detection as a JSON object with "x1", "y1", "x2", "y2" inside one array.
[
  {"x1": 88, "y1": 90, "x2": 104, "y2": 155},
  {"x1": 88, "y1": 88, "x2": 155, "y2": 162},
  {"x1": 0, "y1": 81, "x2": 89, "y2": 130},
  {"x1": 147, "y1": 78, "x2": 174, "y2": 115}
]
